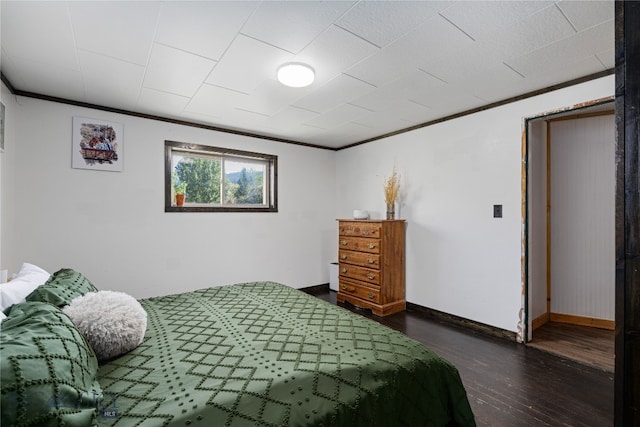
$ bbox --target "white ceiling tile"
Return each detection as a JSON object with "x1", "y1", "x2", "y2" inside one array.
[
  {"x1": 69, "y1": 1, "x2": 160, "y2": 66},
  {"x1": 557, "y1": 0, "x2": 614, "y2": 31},
  {"x1": 212, "y1": 109, "x2": 273, "y2": 134},
  {"x1": 185, "y1": 84, "x2": 249, "y2": 117},
  {"x1": 0, "y1": 52, "x2": 27, "y2": 90},
  {"x1": 344, "y1": 10, "x2": 477, "y2": 88},
  {"x1": 419, "y1": 41, "x2": 505, "y2": 84},
  {"x1": 304, "y1": 104, "x2": 371, "y2": 129},
  {"x1": 336, "y1": 1, "x2": 447, "y2": 47},
  {"x1": 241, "y1": 1, "x2": 355, "y2": 54},
  {"x1": 294, "y1": 25, "x2": 379, "y2": 87},
  {"x1": 3, "y1": 55, "x2": 85, "y2": 101},
  {"x1": 409, "y1": 86, "x2": 486, "y2": 114},
  {"x1": 155, "y1": 1, "x2": 259, "y2": 60},
  {"x1": 381, "y1": 99, "x2": 435, "y2": 124},
  {"x1": 234, "y1": 80, "x2": 311, "y2": 116},
  {"x1": 536, "y1": 55, "x2": 607, "y2": 86},
  {"x1": 351, "y1": 69, "x2": 449, "y2": 112},
  {"x1": 387, "y1": 14, "x2": 477, "y2": 73},
  {"x1": 351, "y1": 110, "x2": 415, "y2": 131},
  {"x1": 304, "y1": 122, "x2": 378, "y2": 147},
  {"x1": 488, "y1": 4, "x2": 579, "y2": 60},
  {"x1": 344, "y1": 45, "x2": 419, "y2": 88},
  {"x1": 265, "y1": 106, "x2": 318, "y2": 130},
  {"x1": 78, "y1": 51, "x2": 145, "y2": 108},
  {"x1": 144, "y1": 44, "x2": 216, "y2": 97},
  {"x1": 596, "y1": 48, "x2": 615, "y2": 69},
  {"x1": 457, "y1": 63, "x2": 527, "y2": 102},
  {"x1": 506, "y1": 19, "x2": 613, "y2": 77},
  {"x1": 180, "y1": 110, "x2": 222, "y2": 125},
  {"x1": 206, "y1": 35, "x2": 293, "y2": 94},
  {"x1": 137, "y1": 88, "x2": 190, "y2": 117},
  {"x1": 349, "y1": 85, "x2": 409, "y2": 112},
  {"x1": 277, "y1": 122, "x2": 328, "y2": 138},
  {"x1": 293, "y1": 74, "x2": 376, "y2": 113},
  {"x1": 1, "y1": 1, "x2": 79, "y2": 68},
  {"x1": 440, "y1": 1, "x2": 554, "y2": 41},
  {"x1": 499, "y1": 55, "x2": 609, "y2": 100},
  {"x1": 349, "y1": 68, "x2": 447, "y2": 112}
]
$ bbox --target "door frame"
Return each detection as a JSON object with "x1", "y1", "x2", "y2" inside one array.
[{"x1": 521, "y1": 97, "x2": 614, "y2": 343}]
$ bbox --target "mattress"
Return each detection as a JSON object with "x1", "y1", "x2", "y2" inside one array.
[{"x1": 96, "y1": 281, "x2": 475, "y2": 426}]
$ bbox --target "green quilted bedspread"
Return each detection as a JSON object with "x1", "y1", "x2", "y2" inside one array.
[{"x1": 96, "y1": 282, "x2": 475, "y2": 426}]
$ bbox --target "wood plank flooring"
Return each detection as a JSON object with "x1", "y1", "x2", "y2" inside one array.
[
  {"x1": 528, "y1": 322, "x2": 614, "y2": 373},
  {"x1": 303, "y1": 288, "x2": 614, "y2": 427}
]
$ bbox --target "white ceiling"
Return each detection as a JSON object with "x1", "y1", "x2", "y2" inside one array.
[{"x1": 0, "y1": 1, "x2": 614, "y2": 149}]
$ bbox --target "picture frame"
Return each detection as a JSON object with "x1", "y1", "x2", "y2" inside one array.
[{"x1": 72, "y1": 116, "x2": 123, "y2": 172}]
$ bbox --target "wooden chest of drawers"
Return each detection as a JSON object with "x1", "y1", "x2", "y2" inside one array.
[{"x1": 336, "y1": 220, "x2": 406, "y2": 316}]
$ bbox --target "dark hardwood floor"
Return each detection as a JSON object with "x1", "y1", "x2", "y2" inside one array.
[
  {"x1": 529, "y1": 322, "x2": 614, "y2": 373},
  {"x1": 303, "y1": 288, "x2": 614, "y2": 427}
]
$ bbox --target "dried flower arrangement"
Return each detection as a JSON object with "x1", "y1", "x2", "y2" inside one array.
[{"x1": 384, "y1": 165, "x2": 401, "y2": 205}]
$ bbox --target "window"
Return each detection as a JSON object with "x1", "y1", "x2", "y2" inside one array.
[{"x1": 165, "y1": 140, "x2": 277, "y2": 212}]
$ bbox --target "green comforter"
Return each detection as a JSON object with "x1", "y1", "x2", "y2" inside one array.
[{"x1": 96, "y1": 282, "x2": 475, "y2": 426}]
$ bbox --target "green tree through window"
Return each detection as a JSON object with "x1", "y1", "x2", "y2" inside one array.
[
  {"x1": 174, "y1": 157, "x2": 221, "y2": 203},
  {"x1": 232, "y1": 168, "x2": 263, "y2": 204}
]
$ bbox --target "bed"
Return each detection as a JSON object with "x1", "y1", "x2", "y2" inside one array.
[{"x1": 1, "y1": 268, "x2": 475, "y2": 427}]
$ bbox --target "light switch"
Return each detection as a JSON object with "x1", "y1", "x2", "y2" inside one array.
[{"x1": 493, "y1": 204, "x2": 503, "y2": 218}]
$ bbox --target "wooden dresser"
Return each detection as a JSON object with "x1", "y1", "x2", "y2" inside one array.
[{"x1": 336, "y1": 219, "x2": 406, "y2": 316}]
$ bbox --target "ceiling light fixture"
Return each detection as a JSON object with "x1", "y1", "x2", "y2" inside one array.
[{"x1": 277, "y1": 63, "x2": 315, "y2": 88}]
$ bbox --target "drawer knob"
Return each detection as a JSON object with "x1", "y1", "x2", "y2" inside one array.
[
  {"x1": 340, "y1": 240, "x2": 348, "y2": 246},
  {"x1": 367, "y1": 243, "x2": 376, "y2": 249},
  {"x1": 367, "y1": 259, "x2": 375, "y2": 264},
  {"x1": 366, "y1": 273, "x2": 375, "y2": 280},
  {"x1": 341, "y1": 285, "x2": 355, "y2": 292},
  {"x1": 341, "y1": 285, "x2": 348, "y2": 291},
  {"x1": 341, "y1": 268, "x2": 347, "y2": 274},
  {"x1": 340, "y1": 254, "x2": 347, "y2": 260},
  {"x1": 368, "y1": 293, "x2": 376, "y2": 299}
]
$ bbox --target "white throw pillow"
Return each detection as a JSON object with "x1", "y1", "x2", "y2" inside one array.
[
  {"x1": 0, "y1": 263, "x2": 51, "y2": 311},
  {"x1": 62, "y1": 291, "x2": 147, "y2": 361}
]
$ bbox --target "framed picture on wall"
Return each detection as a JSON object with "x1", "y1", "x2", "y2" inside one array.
[{"x1": 72, "y1": 116, "x2": 123, "y2": 172}]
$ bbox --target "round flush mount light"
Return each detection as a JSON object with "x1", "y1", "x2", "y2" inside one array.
[{"x1": 277, "y1": 62, "x2": 315, "y2": 88}]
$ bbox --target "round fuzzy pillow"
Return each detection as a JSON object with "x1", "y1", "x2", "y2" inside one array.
[{"x1": 63, "y1": 291, "x2": 147, "y2": 361}]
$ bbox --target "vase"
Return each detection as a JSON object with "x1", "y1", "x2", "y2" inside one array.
[
  {"x1": 386, "y1": 203, "x2": 395, "y2": 220},
  {"x1": 176, "y1": 194, "x2": 185, "y2": 206}
]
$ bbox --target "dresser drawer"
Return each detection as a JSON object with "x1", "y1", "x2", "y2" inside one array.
[
  {"x1": 338, "y1": 236, "x2": 381, "y2": 254},
  {"x1": 339, "y1": 250, "x2": 380, "y2": 268},
  {"x1": 338, "y1": 278, "x2": 380, "y2": 304},
  {"x1": 338, "y1": 221, "x2": 381, "y2": 238},
  {"x1": 339, "y1": 263, "x2": 380, "y2": 285}
]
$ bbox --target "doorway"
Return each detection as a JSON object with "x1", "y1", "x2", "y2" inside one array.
[{"x1": 524, "y1": 100, "x2": 615, "y2": 371}]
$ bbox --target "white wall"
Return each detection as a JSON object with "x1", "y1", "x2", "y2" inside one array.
[
  {"x1": 336, "y1": 75, "x2": 614, "y2": 333},
  {"x1": 2, "y1": 90, "x2": 337, "y2": 298},
  {"x1": 1, "y1": 83, "x2": 22, "y2": 276},
  {"x1": 549, "y1": 115, "x2": 615, "y2": 321}
]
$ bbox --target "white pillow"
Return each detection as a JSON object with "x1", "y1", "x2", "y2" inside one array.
[
  {"x1": 0, "y1": 263, "x2": 51, "y2": 311},
  {"x1": 63, "y1": 291, "x2": 147, "y2": 361}
]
